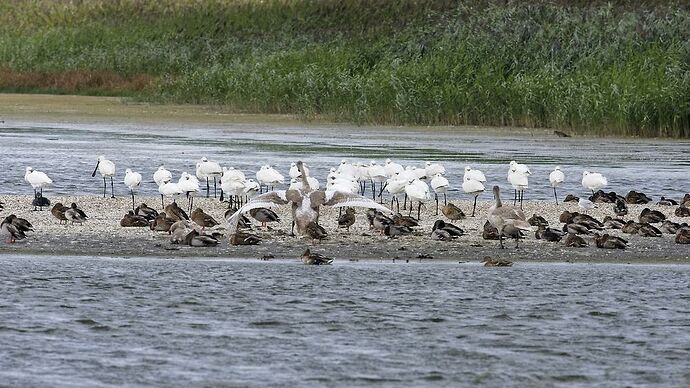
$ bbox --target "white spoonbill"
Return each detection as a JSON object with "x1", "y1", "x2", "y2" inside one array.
[
  {"x1": 383, "y1": 159, "x2": 404, "y2": 178},
  {"x1": 196, "y1": 157, "x2": 223, "y2": 198},
  {"x1": 158, "y1": 178, "x2": 183, "y2": 209},
  {"x1": 92, "y1": 156, "x2": 116, "y2": 198},
  {"x1": 582, "y1": 171, "x2": 608, "y2": 194},
  {"x1": 178, "y1": 172, "x2": 200, "y2": 212},
  {"x1": 384, "y1": 173, "x2": 408, "y2": 213},
  {"x1": 153, "y1": 166, "x2": 173, "y2": 187},
  {"x1": 425, "y1": 161, "x2": 446, "y2": 177},
  {"x1": 430, "y1": 173, "x2": 449, "y2": 215},
  {"x1": 256, "y1": 165, "x2": 285, "y2": 192},
  {"x1": 549, "y1": 166, "x2": 565, "y2": 204},
  {"x1": 367, "y1": 161, "x2": 387, "y2": 200},
  {"x1": 405, "y1": 178, "x2": 430, "y2": 220},
  {"x1": 123, "y1": 168, "x2": 142, "y2": 211},
  {"x1": 25, "y1": 167, "x2": 52, "y2": 211},
  {"x1": 508, "y1": 161, "x2": 530, "y2": 209},
  {"x1": 462, "y1": 178, "x2": 485, "y2": 217}
]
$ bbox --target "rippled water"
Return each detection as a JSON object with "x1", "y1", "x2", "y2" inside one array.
[
  {"x1": 1, "y1": 121, "x2": 688, "y2": 199},
  {"x1": 0, "y1": 255, "x2": 688, "y2": 386}
]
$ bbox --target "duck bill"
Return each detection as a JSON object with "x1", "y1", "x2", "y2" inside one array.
[{"x1": 91, "y1": 161, "x2": 100, "y2": 177}]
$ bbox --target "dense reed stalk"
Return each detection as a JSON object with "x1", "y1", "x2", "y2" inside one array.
[{"x1": 0, "y1": 0, "x2": 688, "y2": 137}]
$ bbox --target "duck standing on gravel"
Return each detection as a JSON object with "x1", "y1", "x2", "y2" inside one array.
[
  {"x1": 51, "y1": 203, "x2": 69, "y2": 224},
  {"x1": 337, "y1": 208, "x2": 355, "y2": 232},
  {"x1": 191, "y1": 208, "x2": 219, "y2": 229},
  {"x1": 65, "y1": 203, "x2": 88, "y2": 225}
]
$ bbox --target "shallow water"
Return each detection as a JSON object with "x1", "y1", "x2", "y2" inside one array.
[
  {"x1": 1, "y1": 121, "x2": 688, "y2": 200},
  {"x1": 0, "y1": 255, "x2": 688, "y2": 386}
]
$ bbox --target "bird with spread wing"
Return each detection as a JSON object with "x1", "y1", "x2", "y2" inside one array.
[{"x1": 226, "y1": 161, "x2": 392, "y2": 236}]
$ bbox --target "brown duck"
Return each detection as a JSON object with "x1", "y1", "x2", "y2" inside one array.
[
  {"x1": 441, "y1": 203, "x2": 465, "y2": 222},
  {"x1": 230, "y1": 230, "x2": 261, "y2": 245},
  {"x1": 249, "y1": 207, "x2": 280, "y2": 228},
  {"x1": 301, "y1": 248, "x2": 333, "y2": 265},
  {"x1": 191, "y1": 208, "x2": 219, "y2": 228},
  {"x1": 120, "y1": 211, "x2": 149, "y2": 227},
  {"x1": 594, "y1": 233, "x2": 627, "y2": 249},
  {"x1": 482, "y1": 256, "x2": 513, "y2": 267},
  {"x1": 564, "y1": 233, "x2": 587, "y2": 247},
  {"x1": 165, "y1": 202, "x2": 189, "y2": 222},
  {"x1": 337, "y1": 207, "x2": 356, "y2": 232},
  {"x1": 676, "y1": 227, "x2": 690, "y2": 244},
  {"x1": 51, "y1": 203, "x2": 68, "y2": 224},
  {"x1": 150, "y1": 212, "x2": 176, "y2": 233}
]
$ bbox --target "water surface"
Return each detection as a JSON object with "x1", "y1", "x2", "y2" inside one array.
[
  {"x1": 1, "y1": 255, "x2": 688, "y2": 386},
  {"x1": 1, "y1": 121, "x2": 688, "y2": 199}
]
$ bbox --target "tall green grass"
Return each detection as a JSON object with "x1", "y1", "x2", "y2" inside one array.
[{"x1": 1, "y1": 0, "x2": 688, "y2": 137}]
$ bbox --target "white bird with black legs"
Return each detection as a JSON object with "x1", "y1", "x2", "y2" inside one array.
[
  {"x1": 227, "y1": 161, "x2": 391, "y2": 237},
  {"x1": 405, "y1": 178, "x2": 430, "y2": 220},
  {"x1": 462, "y1": 166, "x2": 486, "y2": 217},
  {"x1": 153, "y1": 166, "x2": 172, "y2": 187},
  {"x1": 578, "y1": 198, "x2": 596, "y2": 213},
  {"x1": 582, "y1": 171, "x2": 607, "y2": 195},
  {"x1": 123, "y1": 168, "x2": 142, "y2": 211},
  {"x1": 196, "y1": 157, "x2": 223, "y2": 198},
  {"x1": 549, "y1": 166, "x2": 565, "y2": 204},
  {"x1": 158, "y1": 177, "x2": 183, "y2": 209},
  {"x1": 367, "y1": 161, "x2": 387, "y2": 200},
  {"x1": 25, "y1": 167, "x2": 52, "y2": 210},
  {"x1": 384, "y1": 173, "x2": 407, "y2": 212},
  {"x1": 178, "y1": 172, "x2": 200, "y2": 212},
  {"x1": 256, "y1": 164, "x2": 285, "y2": 193},
  {"x1": 92, "y1": 156, "x2": 116, "y2": 198},
  {"x1": 508, "y1": 160, "x2": 530, "y2": 209},
  {"x1": 430, "y1": 173, "x2": 449, "y2": 215}
]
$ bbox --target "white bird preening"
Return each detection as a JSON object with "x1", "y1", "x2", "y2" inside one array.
[
  {"x1": 178, "y1": 172, "x2": 200, "y2": 212},
  {"x1": 123, "y1": 168, "x2": 142, "y2": 211},
  {"x1": 227, "y1": 161, "x2": 391, "y2": 237},
  {"x1": 25, "y1": 167, "x2": 52, "y2": 210},
  {"x1": 487, "y1": 185, "x2": 532, "y2": 249},
  {"x1": 367, "y1": 161, "x2": 387, "y2": 201},
  {"x1": 430, "y1": 173, "x2": 449, "y2": 215},
  {"x1": 508, "y1": 160, "x2": 530, "y2": 209},
  {"x1": 582, "y1": 170, "x2": 608, "y2": 195},
  {"x1": 158, "y1": 177, "x2": 183, "y2": 209},
  {"x1": 462, "y1": 166, "x2": 486, "y2": 217},
  {"x1": 153, "y1": 166, "x2": 173, "y2": 187},
  {"x1": 196, "y1": 157, "x2": 223, "y2": 198},
  {"x1": 91, "y1": 156, "x2": 116, "y2": 198},
  {"x1": 549, "y1": 166, "x2": 565, "y2": 204}
]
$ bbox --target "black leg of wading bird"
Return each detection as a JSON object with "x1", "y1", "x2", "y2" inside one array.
[
  {"x1": 553, "y1": 187, "x2": 558, "y2": 205},
  {"x1": 110, "y1": 176, "x2": 115, "y2": 198},
  {"x1": 472, "y1": 195, "x2": 477, "y2": 217},
  {"x1": 435, "y1": 193, "x2": 439, "y2": 215},
  {"x1": 103, "y1": 177, "x2": 107, "y2": 198}
]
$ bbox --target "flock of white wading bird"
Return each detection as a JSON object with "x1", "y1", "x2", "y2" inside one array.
[{"x1": 3, "y1": 156, "x2": 690, "y2": 265}]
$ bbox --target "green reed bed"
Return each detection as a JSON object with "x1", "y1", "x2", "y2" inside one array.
[{"x1": 0, "y1": 1, "x2": 688, "y2": 137}]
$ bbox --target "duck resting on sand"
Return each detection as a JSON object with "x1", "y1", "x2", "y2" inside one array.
[{"x1": 226, "y1": 161, "x2": 391, "y2": 237}]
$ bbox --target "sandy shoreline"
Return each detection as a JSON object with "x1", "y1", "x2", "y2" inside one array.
[{"x1": 1, "y1": 194, "x2": 689, "y2": 264}]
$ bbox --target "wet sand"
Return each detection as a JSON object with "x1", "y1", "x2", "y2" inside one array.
[{"x1": 1, "y1": 194, "x2": 688, "y2": 264}]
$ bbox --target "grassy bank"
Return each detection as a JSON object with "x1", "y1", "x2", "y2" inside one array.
[{"x1": 1, "y1": 1, "x2": 689, "y2": 137}]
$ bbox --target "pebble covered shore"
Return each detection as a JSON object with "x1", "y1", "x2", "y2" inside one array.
[{"x1": 1, "y1": 194, "x2": 689, "y2": 264}]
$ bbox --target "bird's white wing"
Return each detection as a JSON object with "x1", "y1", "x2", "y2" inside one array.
[
  {"x1": 323, "y1": 190, "x2": 393, "y2": 213},
  {"x1": 226, "y1": 190, "x2": 289, "y2": 232}
]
